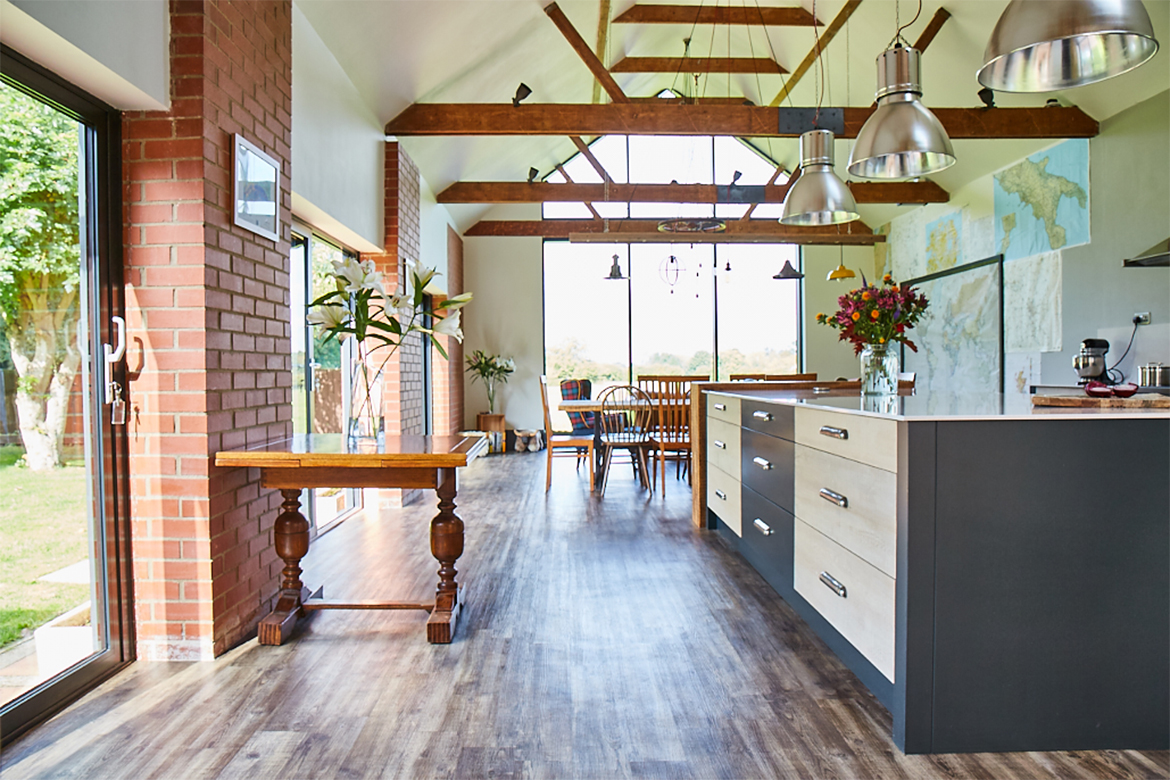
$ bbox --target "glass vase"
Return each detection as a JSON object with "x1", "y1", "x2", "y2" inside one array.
[
  {"x1": 860, "y1": 343, "x2": 899, "y2": 396},
  {"x1": 347, "y1": 358, "x2": 385, "y2": 449}
]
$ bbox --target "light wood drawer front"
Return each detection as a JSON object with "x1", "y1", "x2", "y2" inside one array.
[
  {"x1": 795, "y1": 520, "x2": 895, "y2": 682},
  {"x1": 707, "y1": 463, "x2": 742, "y2": 536},
  {"x1": 794, "y1": 445, "x2": 897, "y2": 576},
  {"x1": 707, "y1": 418, "x2": 741, "y2": 475},
  {"x1": 706, "y1": 394, "x2": 740, "y2": 426},
  {"x1": 794, "y1": 407, "x2": 897, "y2": 472}
]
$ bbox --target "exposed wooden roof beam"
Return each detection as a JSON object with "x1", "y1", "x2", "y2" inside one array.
[
  {"x1": 612, "y1": 57, "x2": 787, "y2": 74},
  {"x1": 385, "y1": 104, "x2": 1100, "y2": 139},
  {"x1": 614, "y1": 5, "x2": 819, "y2": 26},
  {"x1": 544, "y1": 2, "x2": 629, "y2": 104},
  {"x1": 769, "y1": 0, "x2": 863, "y2": 106},
  {"x1": 438, "y1": 180, "x2": 949, "y2": 205},
  {"x1": 742, "y1": 166, "x2": 791, "y2": 220},
  {"x1": 465, "y1": 220, "x2": 884, "y2": 245},
  {"x1": 554, "y1": 165, "x2": 603, "y2": 220},
  {"x1": 569, "y1": 136, "x2": 613, "y2": 183},
  {"x1": 913, "y1": 8, "x2": 953, "y2": 53}
]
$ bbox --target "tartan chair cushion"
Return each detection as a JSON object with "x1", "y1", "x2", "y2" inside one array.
[{"x1": 559, "y1": 378, "x2": 594, "y2": 433}]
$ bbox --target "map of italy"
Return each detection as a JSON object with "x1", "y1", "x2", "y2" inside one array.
[{"x1": 994, "y1": 139, "x2": 1090, "y2": 262}]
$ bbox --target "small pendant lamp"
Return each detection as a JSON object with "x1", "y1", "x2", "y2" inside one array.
[
  {"x1": 604, "y1": 254, "x2": 626, "y2": 280},
  {"x1": 977, "y1": 0, "x2": 1159, "y2": 92},
  {"x1": 849, "y1": 45, "x2": 955, "y2": 180},
  {"x1": 781, "y1": 129, "x2": 860, "y2": 226},
  {"x1": 773, "y1": 260, "x2": 804, "y2": 280},
  {"x1": 827, "y1": 249, "x2": 856, "y2": 281}
]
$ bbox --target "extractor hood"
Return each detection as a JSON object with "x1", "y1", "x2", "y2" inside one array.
[{"x1": 1123, "y1": 238, "x2": 1169, "y2": 267}]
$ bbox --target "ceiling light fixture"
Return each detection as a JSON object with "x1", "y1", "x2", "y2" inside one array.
[
  {"x1": 527, "y1": 167, "x2": 539, "y2": 184},
  {"x1": 781, "y1": 129, "x2": 860, "y2": 225},
  {"x1": 781, "y1": 0, "x2": 859, "y2": 226},
  {"x1": 977, "y1": 0, "x2": 1159, "y2": 92},
  {"x1": 512, "y1": 83, "x2": 533, "y2": 107},
  {"x1": 773, "y1": 260, "x2": 804, "y2": 280},
  {"x1": 605, "y1": 254, "x2": 626, "y2": 280},
  {"x1": 849, "y1": 1, "x2": 955, "y2": 180},
  {"x1": 827, "y1": 247, "x2": 856, "y2": 281}
]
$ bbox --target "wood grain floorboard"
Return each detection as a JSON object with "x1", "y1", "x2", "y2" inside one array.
[{"x1": 2, "y1": 454, "x2": 1168, "y2": 779}]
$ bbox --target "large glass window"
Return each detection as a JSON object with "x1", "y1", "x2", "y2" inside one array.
[{"x1": 542, "y1": 135, "x2": 802, "y2": 391}]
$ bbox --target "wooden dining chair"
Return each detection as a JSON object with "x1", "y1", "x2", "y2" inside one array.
[
  {"x1": 539, "y1": 375, "x2": 594, "y2": 492},
  {"x1": 597, "y1": 385, "x2": 652, "y2": 497},
  {"x1": 639, "y1": 375, "x2": 704, "y2": 496}
]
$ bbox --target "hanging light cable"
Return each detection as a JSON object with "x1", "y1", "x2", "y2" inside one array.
[
  {"x1": 780, "y1": 0, "x2": 860, "y2": 226},
  {"x1": 977, "y1": 0, "x2": 1159, "y2": 92},
  {"x1": 848, "y1": 0, "x2": 955, "y2": 179}
]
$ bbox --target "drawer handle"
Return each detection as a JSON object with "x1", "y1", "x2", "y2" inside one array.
[
  {"x1": 752, "y1": 456, "x2": 772, "y2": 471},
  {"x1": 713, "y1": 440, "x2": 726, "y2": 449},
  {"x1": 819, "y1": 571, "x2": 847, "y2": 598},
  {"x1": 752, "y1": 410, "x2": 773, "y2": 421},
  {"x1": 752, "y1": 518, "x2": 773, "y2": 536},
  {"x1": 819, "y1": 488, "x2": 848, "y2": 508},
  {"x1": 714, "y1": 403, "x2": 727, "y2": 411},
  {"x1": 715, "y1": 489, "x2": 727, "y2": 501},
  {"x1": 819, "y1": 425, "x2": 848, "y2": 440}
]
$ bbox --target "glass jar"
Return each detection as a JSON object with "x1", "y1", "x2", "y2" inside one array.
[{"x1": 860, "y1": 343, "x2": 899, "y2": 396}]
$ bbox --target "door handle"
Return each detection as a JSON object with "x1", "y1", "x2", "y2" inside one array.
[
  {"x1": 103, "y1": 316, "x2": 126, "y2": 404},
  {"x1": 712, "y1": 440, "x2": 726, "y2": 449},
  {"x1": 819, "y1": 571, "x2": 847, "y2": 598},
  {"x1": 752, "y1": 410, "x2": 773, "y2": 421},
  {"x1": 713, "y1": 403, "x2": 726, "y2": 411},
  {"x1": 752, "y1": 518, "x2": 773, "y2": 536},
  {"x1": 819, "y1": 425, "x2": 848, "y2": 440},
  {"x1": 309, "y1": 361, "x2": 322, "y2": 392},
  {"x1": 714, "y1": 489, "x2": 727, "y2": 501},
  {"x1": 752, "y1": 456, "x2": 772, "y2": 471},
  {"x1": 819, "y1": 488, "x2": 848, "y2": 508}
]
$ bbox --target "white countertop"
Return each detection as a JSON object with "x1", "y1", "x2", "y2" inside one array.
[{"x1": 709, "y1": 388, "x2": 1170, "y2": 422}]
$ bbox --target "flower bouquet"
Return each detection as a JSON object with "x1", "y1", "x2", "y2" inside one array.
[
  {"x1": 308, "y1": 257, "x2": 472, "y2": 441},
  {"x1": 465, "y1": 350, "x2": 515, "y2": 413},
  {"x1": 815, "y1": 273, "x2": 928, "y2": 394}
]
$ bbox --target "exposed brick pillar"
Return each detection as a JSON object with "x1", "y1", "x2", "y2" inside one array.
[{"x1": 122, "y1": 0, "x2": 292, "y2": 660}]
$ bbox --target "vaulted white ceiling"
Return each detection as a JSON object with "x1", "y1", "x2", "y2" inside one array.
[{"x1": 296, "y1": 0, "x2": 1170, "y2": 229}]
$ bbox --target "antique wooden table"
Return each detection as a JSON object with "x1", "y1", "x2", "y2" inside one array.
[{"x1": 214, "y1": 433, "x2": 487, "y2": 645}]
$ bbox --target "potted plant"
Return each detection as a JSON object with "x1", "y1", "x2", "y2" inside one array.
[
  {"x1": 466, "y1": 350, "x2": 515, "y2": 414},
  {"x1": 815, "y1": 273, "x2": 928, "y2": 395}
]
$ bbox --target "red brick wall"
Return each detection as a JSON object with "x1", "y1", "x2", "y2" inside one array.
[{"x1": 122, "y1": 0, "x2": 292, "y2": 660}]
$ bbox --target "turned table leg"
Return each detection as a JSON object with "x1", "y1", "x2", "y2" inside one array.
[
  {"x1": 426, "y1": 468, "x2": 464, "y2": 643},
  {"x1": 258, "y1": 488, "x2": 312, "y2": 645}
]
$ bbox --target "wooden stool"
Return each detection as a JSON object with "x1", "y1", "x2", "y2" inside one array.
[{"x1": 476, "y1": 413, "x2": 506, "y2": 455}]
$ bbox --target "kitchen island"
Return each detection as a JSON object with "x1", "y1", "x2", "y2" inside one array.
[{"x1": 693, "y1": 386, "x2": 1169, "y2": 754}]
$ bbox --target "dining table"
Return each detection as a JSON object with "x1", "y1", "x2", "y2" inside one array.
[{"x1": 214, "y1": 433, "x2": 487, "y2": 645}]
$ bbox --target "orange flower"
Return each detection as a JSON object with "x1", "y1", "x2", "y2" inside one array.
[
  {"x1": 879, "y1": 337, "x2": 886, "y2": 343},
  {"x1": 883, "y1": 274, "x2": 893, "y2": 283},
  {"x1": 861, "y1": 291, "x2": 871, "y2": 301},
  {"x1": 892, "y1": 285, "x2": 900, "y2": 293},
  {"x1": 870, "y1": 310, "x2": 880, "y2": 320},
  {"x1": 851, "y1": 311, "x2": 861, "y2": 321}
]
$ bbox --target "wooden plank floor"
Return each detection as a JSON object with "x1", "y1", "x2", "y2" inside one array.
[{"x1": 3, "y1": 454, "x2": 1167, "y2": 779}]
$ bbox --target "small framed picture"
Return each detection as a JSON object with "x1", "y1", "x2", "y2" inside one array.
[{"x1": 233, "y1": 134, "x2": 280, "y2": 242}]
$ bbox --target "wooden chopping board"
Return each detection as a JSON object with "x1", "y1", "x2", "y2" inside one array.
[{"x1": 1032, "y1": 393, "x2": 1170, "y2": 408}]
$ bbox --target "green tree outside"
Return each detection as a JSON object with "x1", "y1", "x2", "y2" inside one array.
[{"x1": 0, "y1": 81, "x2": 82, "y2": 470}]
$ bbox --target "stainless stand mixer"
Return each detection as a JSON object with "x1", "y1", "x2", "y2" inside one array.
[{"x1": 1073, "y1": 338, "x2": 1110, "y2": 385}]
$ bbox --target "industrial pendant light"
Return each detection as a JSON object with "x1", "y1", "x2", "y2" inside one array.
[
  {"x1": 978, "y1": 0, "x2": 1159, "y2": 92},
  {"x1": 773, "y1": 260, "x2": 804, "y2": 280},
  {"x1": 848, "y1": 45, "x2": 955, "y2": 179},
  {"x1": 827, "y1": 248, "x2": 856, "y2": 281},
  {"x1": 604, "y1": 254, "x2": 626, "y2": 280},
  {"x1": 781, "y1": 130, "x2": 860, "y2": 226}
]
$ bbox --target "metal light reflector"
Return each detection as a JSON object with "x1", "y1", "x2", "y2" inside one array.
[
  {"x1": 849, "y1": 46, "x2": 955, "y2": 180},
  {"x1": 977, "y1": 0, "x2": 1159, "y2": 92},
  {"x1": 781, "y1": 129, "x2": 860, "y2": 226}
]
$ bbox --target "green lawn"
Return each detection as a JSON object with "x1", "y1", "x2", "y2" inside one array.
[{"x1": 0, "y1": 445, "x2": 90, "y2": 648}]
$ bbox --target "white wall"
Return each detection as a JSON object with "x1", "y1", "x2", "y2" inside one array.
[
  {"x1": 291, "y1": 4, "x2": 383, "y2": 253},
  {"x1": 462, "y1": 204, "x2": 544, "y2": 430},
  {"x1": 2, "y1": 0, "x2": 168, "y2": 109},
  {"x1": 419, "y1": 177, "x2": 454, "y2": 286}
]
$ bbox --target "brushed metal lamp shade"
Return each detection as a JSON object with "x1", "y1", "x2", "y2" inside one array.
[
  {"x1": 848, "y1": 46, "x2": 956, "y2": 180},
  {"x1": 781, "y1": 130, "x2": 860, "y2": 226},
  {"x1": 977, "y1": 0, "x2": 1159, "y2": 92}
]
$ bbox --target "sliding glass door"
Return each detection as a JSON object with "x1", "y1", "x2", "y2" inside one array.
[{"x1": 0, "y1": 48, "x2": 132, "y2": 743}]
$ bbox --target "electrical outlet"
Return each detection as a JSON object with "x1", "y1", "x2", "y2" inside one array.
[{"x1": 1134, "y1": 312, "x2": 1151, "y2": 325}]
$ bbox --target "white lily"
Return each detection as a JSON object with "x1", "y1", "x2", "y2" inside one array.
[
  {"x1": 438, "y1": 292, "x2": 473, "y2": 311},
  {"x1": 335, "y1": 257, "x2": 384, "y2": 294},
  {"x1": 408, "y1": 258, "x2": 438, "y2": 292},
  {"x1": 307, "y1": 303, "x2": 349, "y2": 336},
  {"x1": 432, "y1": 310, "x2": 464, "y2": 342}
]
